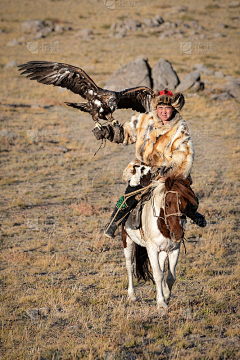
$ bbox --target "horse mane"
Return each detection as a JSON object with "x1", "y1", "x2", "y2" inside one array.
[{"x1": 165, "y1": 175, "x2": 198, "y2": 207}]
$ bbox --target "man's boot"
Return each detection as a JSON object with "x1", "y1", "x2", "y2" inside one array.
[
  {"x1": 188, "y1": 211, "x2": 207, "y2": 227},
  {"x1": 104, "y1": 204, "x2": 130, "y2": 238},
  {"x1": 184, "y1": 197, "x2": 207, "y2": 228}
]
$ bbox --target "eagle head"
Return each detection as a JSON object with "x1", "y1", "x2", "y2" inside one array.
[{"x1": 108, "y1": 97, "x2": 117, "y2": 111}]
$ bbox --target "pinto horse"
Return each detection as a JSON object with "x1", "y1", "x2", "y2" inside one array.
[{"x1": 122, "y1": 176, "x2": 197, "y2": 313}]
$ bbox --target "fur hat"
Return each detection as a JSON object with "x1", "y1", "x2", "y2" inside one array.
[{"x1": 151, "y1": 89, "x2": 185, "y2": 111}]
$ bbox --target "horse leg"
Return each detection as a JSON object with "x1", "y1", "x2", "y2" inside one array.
[
  {"x1": 158, "y1": 251, "x2": 170, "y2": 302},
  {"x1": 124, "y1": 236, "x2": 138, "y2": 301},
  {"x1": 165, "y1": 248, "x2": 180, "y2": 302},
  {"x1": 147, "y1": 245, "x2": 168, "y2": 312}
]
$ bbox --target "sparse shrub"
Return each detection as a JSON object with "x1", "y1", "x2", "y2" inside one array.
[{"x1": 69, "y1": 200, "x2": 99, "y2": 216}]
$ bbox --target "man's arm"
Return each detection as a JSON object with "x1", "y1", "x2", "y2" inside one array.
[
  {"x1": 92, "y1": 114, "x2": 139, "y2": 145},
  {"x1": 92, "y1": 122, "x2": 124, "y2": 144},
  {"x1": 160, "y1": 136, "x2": 195, "y2": 179}
]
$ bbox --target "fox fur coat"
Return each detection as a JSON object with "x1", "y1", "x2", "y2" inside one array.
[{"x1": 122, "y1": 110, "x2": 194, "y2": 184}]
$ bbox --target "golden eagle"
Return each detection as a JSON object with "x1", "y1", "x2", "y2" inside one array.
[{"x1": 18, "y1": 61, "x2": 154, "y2": 128}]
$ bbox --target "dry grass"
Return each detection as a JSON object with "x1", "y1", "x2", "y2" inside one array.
[{"x1": 0, "y1": 0, "x2": 240, "y2": 359}]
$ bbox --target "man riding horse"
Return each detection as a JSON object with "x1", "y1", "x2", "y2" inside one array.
[{"x1": 93, "y1": 89, "x2": 206, "y2": 238}]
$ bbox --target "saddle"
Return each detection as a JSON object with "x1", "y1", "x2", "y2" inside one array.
[{"x1": 127, "y1": 190, "x2": 152, "y2": 230}]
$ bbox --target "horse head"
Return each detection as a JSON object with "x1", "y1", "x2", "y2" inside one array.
[{"x1": 158, "y1": 176, "x2": 197, "y2": 242}]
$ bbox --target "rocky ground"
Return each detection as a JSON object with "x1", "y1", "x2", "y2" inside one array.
[{"x1": 0, "y1": 0, "x2": 240, "y2": 359}]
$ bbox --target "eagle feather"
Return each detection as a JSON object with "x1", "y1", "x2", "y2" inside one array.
[{"x1": 18, "y1": 61, "x2": 154, "y2": 125}]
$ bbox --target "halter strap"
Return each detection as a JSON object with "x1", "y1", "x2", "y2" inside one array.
[
  {"x1": 159, "y1": 190, "x2": 184, "y2": 230},
  {"x1": 163, "y1": 190, "x2": 182, "y2": 217}
]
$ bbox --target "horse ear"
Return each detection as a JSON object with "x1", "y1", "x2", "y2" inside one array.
[{"x1": 165, "y1": 177, "x2": 173, "y2": 191}]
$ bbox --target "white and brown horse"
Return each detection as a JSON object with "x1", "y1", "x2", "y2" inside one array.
[{"x1": 122, "y1": 176, "x2": 197, "y2": 312}]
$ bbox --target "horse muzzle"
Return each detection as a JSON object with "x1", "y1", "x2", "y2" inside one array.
[{"x1": 170, "y1": 231, "x2": 183, "y2": 243}]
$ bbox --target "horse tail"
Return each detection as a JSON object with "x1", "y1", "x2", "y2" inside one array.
[{"x1": 134, "y1": 243, "x2": 154, "y2": 283}]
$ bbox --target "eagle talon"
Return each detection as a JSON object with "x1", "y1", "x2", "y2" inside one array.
[
  {"x1": 94, "y1": 122, "x2": 102, "y2": 130},
  {"x1": 111, "y1": 119, "x2": 119, "y2": 126}
]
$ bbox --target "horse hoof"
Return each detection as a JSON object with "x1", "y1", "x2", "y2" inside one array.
[
  {"x1": 164, "y1": 296, "x2": 170, "y2": 304},
  {"x1": 157, "y1": 302, "x2": 168, "y2": 314},
  {"x1": 128, "y1": 294, "x2": 138, "y2": 302}
]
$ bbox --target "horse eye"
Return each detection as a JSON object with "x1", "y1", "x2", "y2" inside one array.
[{"x1": 166, "y1": 203, "x2": 169, "y2": 208}]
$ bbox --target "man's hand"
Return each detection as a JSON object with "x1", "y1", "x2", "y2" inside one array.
[
  {"x1": 92, "y1": 123, "x2": 124, "y2": 144},
  {"x1": 160, "y1": 165, "x2": 173, "y2": 177}
]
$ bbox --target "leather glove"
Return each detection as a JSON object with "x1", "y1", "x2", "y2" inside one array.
[
  {"x1": 92, "y1": 123, "x2": 124, "y2": 144},
  {"x1": 92, "y1": 126, "x2": 111, "y2": 140}
]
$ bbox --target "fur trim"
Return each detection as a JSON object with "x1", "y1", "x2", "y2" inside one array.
[
  {"x1": 122, "y1": 111, "x2": 194, "y2": 182},
  {"x1": 151, "y1": 92, "x2": 185, "y2": 111}
]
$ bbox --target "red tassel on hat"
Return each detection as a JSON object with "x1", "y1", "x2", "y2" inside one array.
[{"x1": 159, "y1": 89, "x2": 173, "y2": 96}]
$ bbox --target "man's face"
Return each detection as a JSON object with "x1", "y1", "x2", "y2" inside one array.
[{"x1": 157, "y1": 105, "x2": 174, "y2": 123}]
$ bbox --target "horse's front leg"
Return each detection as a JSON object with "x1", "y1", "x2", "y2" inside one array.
[
  {"x1": 124, "y1": 236, "x2": 138, "y2": 301},
  {"x1": 147, "y1": 245, "x2": 168, "y2": 312},
  {"x1": 165, "y1": 248, "x2": 180, "y2": 303},
  {"x1": 158, "y1": 251, "x2": 170, "y2": 302}
]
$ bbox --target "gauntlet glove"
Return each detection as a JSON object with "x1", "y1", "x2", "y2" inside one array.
[{"x1": 92, "y1": 122, "x2": 124, "y2": 144}]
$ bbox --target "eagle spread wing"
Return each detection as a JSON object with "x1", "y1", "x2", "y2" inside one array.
[
  {"x1": 18, "y1": 61, "x2": 156, "y2": 128},
  {"x1": 18, "y1": 61, "x2": 99, "y2": 100},
  {"x1": 116, "y1": 87, "x2": 154, "y2": 113}
]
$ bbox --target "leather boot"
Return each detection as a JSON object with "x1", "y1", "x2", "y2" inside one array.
[
  {"x1": 104, "y1": 205, "x2": 131, "y2": 238},
  {"x1": 104, "y1": 184, "x2": 142, "y2": 238},
  {"x1": 184, "y1": 196, "x2": 207, "y2": 228},
  {"x1": 188, "y1": 211, "x2": 207, "y2": 227}
]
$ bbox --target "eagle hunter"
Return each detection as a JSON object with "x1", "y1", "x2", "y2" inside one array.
[{"x1": 18, "y1": 61, "x2": 155, "y2": 128}]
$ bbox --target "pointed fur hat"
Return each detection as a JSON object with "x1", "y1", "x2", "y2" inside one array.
[{"x1": 151, "y1": 89, "x2": 185, "y2": 111}]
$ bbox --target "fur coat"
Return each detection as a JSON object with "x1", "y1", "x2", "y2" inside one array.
[{"x1": 122, "y1": 111, "x2": 194, "y2": 184}]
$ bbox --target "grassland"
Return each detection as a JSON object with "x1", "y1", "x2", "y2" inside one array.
[{"x1": 0, "y1": 0, "x2": 240, "y2": 359}]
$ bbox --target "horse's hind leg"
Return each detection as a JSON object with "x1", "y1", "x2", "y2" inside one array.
[
  {"x1": 124, "y1": 236, "x2": 137, "y2": 301},
  {"x1": 166, "y1": 248, "x2": 180, "y2": 302}
]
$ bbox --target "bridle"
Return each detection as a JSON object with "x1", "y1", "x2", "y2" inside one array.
[
  {"x1": 159, "y1": 190, "x2": 184, "y2": 230},
  {"x1": 152, "y1": 187, "x2": 188, "y2": 249}
]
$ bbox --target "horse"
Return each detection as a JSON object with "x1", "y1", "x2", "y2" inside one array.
[{"x1": 122, "y1": 176, "x2": 197, "y2": 313}]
